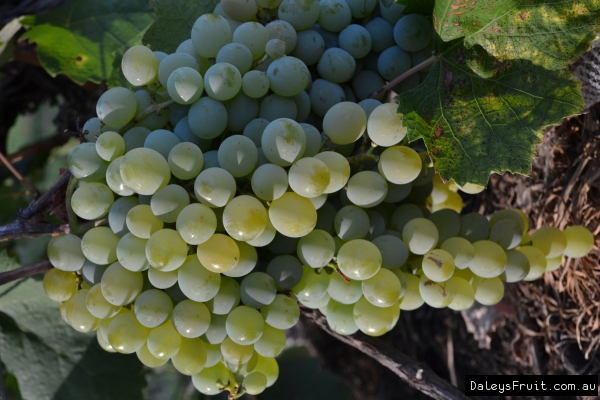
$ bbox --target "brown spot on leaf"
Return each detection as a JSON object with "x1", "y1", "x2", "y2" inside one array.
[
  {"x1": 519, "y1": 12, "x2": 528, "y2": 20},
  {"x1": 444, "y1": 69, "x2": 454, "y2": 92},
  {"x1": 432, "y1": 147, "x2": 439, "y2": 155},
  {"x1": 434, "y1": 123, "x2": 444, "y2": 138}
]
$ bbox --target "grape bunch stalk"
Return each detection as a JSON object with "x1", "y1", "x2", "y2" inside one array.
[{"x1": 42, "y1": 0, "x2": 595, "y2": 397}]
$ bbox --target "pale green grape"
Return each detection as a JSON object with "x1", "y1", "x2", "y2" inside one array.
[
  {"x1": 378, "y1": 146, "x2": 422, "y2": 184},
  {"x1": 362, "y1": 268, "x2": 401, "y2": 307},
  {"x1": 440, "y1": 237, "x2": 474, "y2": 269},
  {"x1": 97, "y1": 330, "x2": 116, "y2": 353},
  {"x1": 469, "y1": 241, "x2": 507, "y2": 278},
  {"x1": 172, "y1": 299, "x2": 211, "y2": 338},
  {"x1": 354, "y1": 72, "x2": 385, "y2": 102},
  {"x1": 188, "y1": 97, "x2": 228, "y2": 139},
  {"x1": 353, "y1": 296, "x2": 399, "y2": 336},
  {"x1": 175, "y1": 203, "x2": 217, "y2": 246},
  {"x1": 546, "y1": 255, "x2": 562, "y2": 272},
  {"x1": 422, "y1": 249, "x2": 455, "y2": 282},
  {"x1": 288, "y1": 157, "x2": 330, "y2": 198},
  {"x1": 419, "y1": 275, "x2": 457, "y2": 308},
  {"x1": 172, "y1": 337, "x2": 207, "y2": 375},
  {"x1": 81, "y1": 227, "x2": 119, "y2": 265},
  {"x1": 47, "y1": 234, "x2": 86, "y2": 272},
  {"x1": 372, "y1": 235, "x2": 408, "y2": 270},
  {"x1": 120, "y1": 148, "x2": 170, "y2": 196},
  {"x1": 191, "y1": 13, "x2": 232, "y2": 58},
  {"x1": 242, "y1": 71, "x2": 270, "y2": 98},
  {"x1": 71, "y1": 182, "x2": 114, "y2": 220},
  {"x1": 148, "y1": 267, "x2": 177, "y2": 289},
  {"x1": 313, "y1": 152, "x2": 350, "y2": 194},
  {"x1": 226, "y1": 305, "x2": 265, "y2": 345},
  {"x1": 221, "y1": 337, "x2": 255, "y2": 364},
  {"x1": 337, "y1": 239, "x2": 382, "y2": 280},
  {"x1": 265, "y1": 20, "x2": 296, "y2": 53},
  {"x1": 203, "y1": 341, "x2": 224, "y2": 367},
  {"x1": 292, "y1": 265, "x2": 329, "y2": 302},
  {"x1": 318, "y1": 47, "x2": 356, "y2": 84},
  {"x1": 96, "y1": 131, "x2": 125, "y2": 162},
  {"x1": 520, "y1": 245, "x2": 547, "y2": 281},
  {"x1": 402, "y1": 218, "x2": 439, "y2": 255},
  {"x1": 472, "y1": 276, "x2": 504, "y2": 306},
  {"x1": 394, "y1": 14, "x2": 433, "y2": 52},
  {"x1": 253, "y1": 355, "x2": 279, "y2": 387},
  {"x1": 430, "y1": 182, "x2": 450, "y2": 204},
  {"x1": 192, "y1": 362, "x2": 230, "y2": 395},
  {"x1": 98, "y1": 309, "x2": 126, "y2": 343},
  {"x1": 145, "y1": 229, "x2": 187, "y2": 272},
  {"x1": 137, "y1": 342, "x2": 168, "y2": 368},
  {"x1": 240, "y1": 272, "x2": 277, "y2": 309},
  {"x1": 431, "y1": 190, "x2": 463, "y2": 213},
  {"x1": 158, "y1": 53, "x2": 199, "y2": 87},
  {"x1": 150, "y1": 185, "x2": 190, "y2": 224},
  {"x1": 223, "y1": 195, "x2": 268, "y2": 241},
  {"x1": 447, "y1": 277, "x2": 475, "y2": 311},
  {"x1": 291, "y1": 29, "x2": 324, "y2": 66},
  {"x1": 178, "y1": 254, "x2": 221, "y2": 301},
  {"x1": 233, "y1": 21, "x2": 269, "y2": 59},
  {"x1": 122, "y1": 45, "x2": 158, "y2": 86},
  {"x1": 168, "y1": 142, "x2": 204, "y2": 181},
  {"x1": 347, "y1": 171, "x2": 388, "y2": 208},
  {"x1": 167, "y1": 67, "x2": 204, "y2": 105},
  {"x1": 108, "y1": 310, "x2": 149, "y2": 353},
  {"x1": 204, "y1": 314, "x2": 228, "y2": 344},
  {"x1": 106, "y1": 157, "x2": 134, "y2": 197},
  {"x1": 563, "y1": 225, "x2": 594, "y2": 258},
  {"x1": 391, "y1": 203, "x2": 422, "y2": 233},
  {"x1": 366, "y1": 103, "x2": 407, "y2": 146},
  {"x1": 86, "y1": 284, "x2": 122, "y2": 319},
  {"x1": 278, "y1": 0, "x2": 320, "y2": 30},
  {"x1": 261, "y1": 294, "x2": 299, "y2": 329},
  {"x1": 339, "y1": 24, "x2": 372, "y2": 59},
  {"x1": 393, "y1": 269, "x2": 407, "y2": 298},
  {"x1": 116, "y1": 233, "x2": 150, "y2": 272},
  {"x1": 204, "y1": 62, "x2": 242, "y2": 101},
  {"x1": 123, "y1": 126, "x2": 151, "y2": 152},
  {"x1": 144, "y1": 129, "x2": 181, "y2": 160},
  {"x1": 134, "y1": 289, "x2": 173, "y2": 328},
  {"x1": 43, "y1": 268, "x2": 78, "y2": 302},
  {"x1": 489, "y1": 219, "x2": 523, "y2": 250},
  {"x1": 194, "y1": 167, "x2": 237, "y2": 208},
  {"x1": 206, "y1": 276, "x2": 240, "y2": 315},
  {"x1": 399, "y1": 273, "x2": 424, "y2": 310},
  {"x1": 299, "y1": 292, "x2": 331, "y2": 309},
  {"x1": 328, "y1": 272, "x2": 362, "y2": 304},
  {"x1": 265, "y1": 38, "x2": 287, "y2": 59},
  {"x1": 325, "y1": 299, "x2": 359, "y2": 335},
  {"x1": 82, "y1": 117, "x2": 102, "y2": 143},
  {"x1": 297, "y1": 123, "x2": 319, "y2": 157},
  {"x1": 318, "y1": 0, "x2": 351, "y2": 31},
  {"x1": 254, "y1": 323, "x2": 286, "y2": 357},
  {"x1": 81, "y1": 261, "x2": 108, "y2": 288},
  {"x1": 266, "y1": 56, "x2": 310, "y2": 96},
  {"x1": 251, "y1": 164, "x2": 288, "y2": 201},
  {"x1": 217, "y1": 43, "x2": 253, "y2": 75},
  {"x1": 453, "y1": 268, "x2": 474, "y2": 282},
  {"x1": 334, "y1": 205, "x2": 370, "y2": 241},
  {"x1": 489, "y1": 209, "x2": 525, "y2": 234},
  {"x1": 260, "y1": 93, "x2": 297, "y2": 120},
  {"x1": 224, "y1": 93, "x2": 260, "y2": 133},
  {"x1": 63, "y1": 289, "x2": 100, "y2": 332},
  {"x1": 96, "y1": 87, "x2": 137, "y2": 127},
  {"x1": 261, "y1": 118, "x2": 306, "y2": 166},
  {"x1": 217, "y1": 135, "x2": 258, "y2": 178},
  {"x1": 223, "y1": 241, "x2": 259, "y2": 276},
  {"x1": 322, "y1": 102, "x2": 366, "y2": 145},
  {"x1": 460, "y1": 213, "x2": 490, "y2": 242},
  {"x1": 500, "y1": 249, "x2": 530, "y2": 282},
  {"x1": 243, "y1": 371, "x2": 267, "y2": 395},
  {"x1": 428, "y1": 209, "x2": 461, "y2": 243},
  {"x1": 197, "y1": 234, "x2": 240, "y2": 273},
  {"x1": 101, "y1": 262, "x2": 144, "y2": 306},
  {"x1": 296, "y1": 230, "x2": 335, "y2": 269},
  {"x1": 269, "y1": 192, "x2": 317, "y2": 238},
  {"x1": 377, "y1": 46, "x2": 411, "y2": 81},
  {"x1": 266, "y1": 255, "x2": 304, "y2": 289},
  {"x1": 147, "y1": 319, "x2": 182, "y2": 360},
  {"x1": 531, "y1": 226, "x2": 567, "y2": 258},
  {"x1": 176, "y1": 38, "x2": 211, "y2": 74}
]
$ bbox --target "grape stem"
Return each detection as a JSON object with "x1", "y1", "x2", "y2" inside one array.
[
  {"x1": 368, "y1": 55, "x2": 441, "y2": 100},
  {"x1": 117, "y1": 99, "x2": 175, "y2": 134},
  {"x1": 327, "y1": 262, "x2": 350, "y2": 283}
]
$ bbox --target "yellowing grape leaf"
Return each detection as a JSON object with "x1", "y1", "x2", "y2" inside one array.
[
  {"x1": 434, "y1": 0, "x2": 600, "y2": 71},
  {"x1": 142, "y1": 0, "x2": 221, "y2": 53},
  {"x1": 21, "y1": 0, "x2": 155, "y2": 85},
  {"x1": 397, "y1": 40, "x2": 585, "y2": 186}
]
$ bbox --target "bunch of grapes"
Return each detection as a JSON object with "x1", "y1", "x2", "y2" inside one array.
[{"x1": 42, "y1": 0, "x2": 595, "y2": 397}]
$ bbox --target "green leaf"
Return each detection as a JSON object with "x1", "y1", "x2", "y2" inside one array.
[
  {"x1": 395, "y1": 0, "x2": 434, "y2": 15},
  {"x1": 434, "y1": 0, "x2": 600, "y2": 70},
  {"x1": 397, "y1": 40, "x2": 585, "y2": 186},
  {"x1": 20, "y1": 0, "x2": 156, "y2": 85},
  {"x1": 142, "y1": 0, "x2": 220, "y2": 53},
  {"x1": 0, "y1": 250, "x2": 20, "y2": 273},
  {"x1": 0, "y1": 277, "x2": 147, "y2": 400}
]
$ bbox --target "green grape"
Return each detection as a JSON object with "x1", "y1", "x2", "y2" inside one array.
[
  {"x1": 489, "y1": 209, "x2": 525, "y2": 234},
  {"x1": 116, "y1": 233, "x2": 150, "y2": 272},
  {"x1": 362, "y1": 268, "x2": 402, "y2": 307},
  {"x1": 251, "y1": 164, "x2": 288, "y2": 201},
  {"x1": 81, "y1": 227, "x2": 119, "y2": 265},
  {"x1": 254, "y1": 324, "x2": 286, "y2": 358},
  {"x1": 47, "y1": 234, "x2": 86, "y2": 272},
  {"x1": 101, "y1": 262, "x2": 144, "y2": 306},
  {"x1": 242, "y1": 71, "x2": 270, "y2": 98},
  {"x1": 562, "y1": 225, "x2": 594, "y2": 258},
  {"x1": 63, "y1": 289, "x2": 100, "y2": 332},
  {"x1": 372, "y1": 235, "x2": 408, "y2": 270},
  {"x1": 312, "y1": 152, "x2": 350, "y2": 194},
  {"x1": 96, "y1": 131, "x2": 125, "y2": 162},
  {"x1": 123, "y1": 126, "x2": 151, "y2": 152},
  {"x1": 176, "y1": 203, "x2": 217, "y2": 245},
  {"x1": 430, "y1": 182, "x2": 450, "y2": 204},
  {"x1": 278, "y1": 0, "x2": 320, "y2": 30},
  {"x1": 431, "y1": 190, "x2": 463, "y2": 213},
  {"x1": 346, "y1": 171, "x2": 388, "y2": 208},
  {"x1": 172, "y1": 337, "x2": 207, "y2": 375},
  {"x1": 240, "y1": 272, "x2": 277, "y2": 309},
  {"x1": 428, "y1": 209, "x2": 461, "y2": 243},
  {"x1": 291, "y1": 29, "x2": 325, "y2": 65},
  {"x1": 194, "y1": 167, "x2": 237, "y2": 208},
  {"x1": 447, "y1": 277, "x2": 475, "y2": 311},
  {"x1": 338, "y1": 239, "x2": 382, "y2": 280},
  {"x1": 453, "y1": 268, "x2": 474, "y2": 282},
  {"x1": 440, "y1": 237, "x2": 474, "y2": 270},
  {"x1": 150, "y1": 184, "x2": 190, "y2": 224},
  {"x1": 243, "y1": 371, "x2": 267, "y2": 395},
  {"x1": 119, "y1": 148, "x2": 170, "y2": 196},
  {"x1": 317, "y1": 47, "x2": 356, "y2": 83},
  {"x1": 204, "y1": 314, "x2": 228, "y2": 344},
  {"x1": 96, "y1": 87, "x2": 137, "y2": 127},
  {"x1": 261, "y1": 118, "x2": 306, "y2": 166},
  {"x1": 269, "y1": 192, "x2": 317, "y2": 238},
  {"x1": 97, "y1": 330, "x2": 116, "y2": 353},
  {"x1": 265, "y1": 19, "x2": 296, "y2": 52},
  {"x1": 147, "y1": 319, "x2": 182, "y2": 360},
  {"x1": 188, "y1": 97, "x2": 228, "y2": 139},
  {"x1": 366, "y1": 103, "x2": 407, "y2": 146},
  {"x1": 81, "y1": 261, "x2": 108, "y2": 286},
  {"x1": 226, "y1": 305, "x2": 265, "y2": 345},
  {"x1": 298, "y1": 123, "x2": 320, "y2": 157},
  {"x1": 108, "y1": 310, "x2": 149, "y2": 353},
  {"x1": 472, "y1": 276, "x2": 504, "y2": 306},
  {"x1": 137, "y1": 342, "x2": 168, "y2": 368},
  {"x1": 531, "y1": 226, "x2": 567, "y2": 258},
  {"x1": 146, "y1": 229, "x2": 187, "y2": 272},
  {"x1": 261, "y1": 294, "x2": 299, "y2": 330},
  {"x1": 378, "y1": 146, "x2": 422, "y2": 184},
  {"x1": 43, "y1": 268, "x2": 78, "y2": 302},
  {"x1": 168, "y1": 142, "x2": 204, "y2": 180},
  {"x1": 217, "y1": 43, "x2": 253, "y2": 75},
  {"x1": 106, "y1": 158, "x2": 134, "y2": 198},
  {"x1": 419, "y1": 275, "x2": 457, "y2": 308},
  {"x1": 519, "y1": 245, "x2": 547, "y2": 281},
  {"x1": 252, "y1": 355, "x2": 278, "y2": 387},
  {"x1": 203, "y1": 62, "x2": 242, "y2": 101},
  {"x1": 377, "y1": 46, "x2": 411, "y2": 81},
  {"x1": 422, "y1": 249, "x2": 455, "y2": 283},
  {"x1": 500, "y1": 249, "x2": 530, "y2": 282},
  {"x1": 353, "y1": 72, "x2": 385, "y2": 102},
  {"x1": 157, "y1": 52, "x2": 199, "y2": 87},
  {"x1": 122, "y1": 45, "x2": 158, "y2": 86},
  {"x1": 260, "y1": 93, "x2": 297, "y2": 120},
  {"x1": 221, "y1": 337, "x2": 255, "y2": 364},
  {"x1": 296, "y1": 229, "x2": 335, "y2": 268},
  {"x1": 98, "y1": 309, "x2": 126, "y2": 343},
  {"x1": 394, "y1": 14, "x2": 432, "y2": 52},
  {"x1": 339, "y1": 24, "x2": 372, "y2": 59},
  {"x1": 71, "y1": 182, "x2": 114, "y2": 220},
  {"x1": 391, "y1": 203, "x2": 423, "y2": 233},
  {"x1": 318, "y1": 0, "x2": 351, "y2": 31},
  {"x1": 322, "y1": 102, "x2": 366, "y2": 145},
  {"x1": 327, "y1": 272, "x2": 362, "y2": 304},
  {"x1": 266, "y1": 255, "x2": 303, "y2": 290},
  {"x1": 460, "y1": 212, "x2": 490, "y2": 242},
  {"x1": 178, "y1": 254, "x2": 221, "y2": 302},
  {"x1": 206, "y1": 276, "x2": 240, "y2": 315},
  {"x1": 217, "y1": 135, "x2": 257, "y2": 176},
  {"x1": 143, "y1": 129, "x2": 181, "y2": 160},
  {"x1": 457, "y1": 182, "x2": 485, "y2": 195},
  {"x1": 192, "y1": 362, "x2": 231, "y2": 395},
  {"x1": 546, "y1": 255, "x2": 562, "y2": 272},
  {"x1": 134, "y1": 289, "x2": 173, "y2": 328},
  {"x1": 202, "y1": 341, "x2": 223, "y2": 367},
  {"x1": 223, "y1": 195, "x2": 268, "y2": 241},
  {"x1": 299, "y1": 292, "x2": 331, "y2": 309},
  {"x1": 489, "y1": 219, "x2": 523, "y2": 250},
  {"x1": 191, "y1": 13, "x2": 232, "y2": 57},
  {"x1": 86, "y1": 284, "x2": 122, "y2": 319},
  {"x1": 265, "y1": 38, "x2": 286, "y2": 59},
  {"x1": 233, "y1": 21, "x2": 268, "y2": 59},
  {"x1": 68, "y1": 143, "x2": 108, "y2": 182},
  {"x1": 469, "y1": 240, "x2": 507, "y2": 278},
  {"x1": 293, "y1": 265, "x2": 329, "y2": 302},
  {"x1": 197, "y1": 234, "x2": 240, "y2": 273},
  {"x1": 223, "y1": 240, "x2": 259, "y2": 276},
  {"x1": 402, "y1": 218, "x2": 439, "y2": 255},
  {"x1": 393, "y1": 269, "x2": 407, "y2": 298},
  {"x1": 353, "y1": 296, "x2": 399, "y2": 336},
  {"x1": 399, "y1": 273, "x2": 424, "y2": 310},
  {"x1": 266, "y1": 56, "x2": 310, "y2": 96},
  {"x1": 288, "y1": 157, "x2": 330, "y2": 198},
  {"x1": 325, "y1": 299, "x2": 359, "y2": 335},
  {"x1": 148, "y1": 267, "x2": 177, "y2": 289},
  {"x1": 166, "y1": 67, "x2": 204, "y2": 105},
  {"x1": 172, "y1": 299, "x2": 211, "y2": 338}
]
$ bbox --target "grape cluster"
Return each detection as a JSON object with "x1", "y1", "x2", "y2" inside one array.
[{"x1": 43, "y1": 0, "x2": 595, "y2": 398}]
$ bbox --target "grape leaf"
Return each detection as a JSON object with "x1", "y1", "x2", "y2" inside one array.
[
  {"x1": 20, "y1": 0, "x2": 155, "y2": 85},
  {"x1": 397, "y1": 40, "x2": 585, "y2": 186},
  {"x1": 395, "y1": 0, "x2": 435, "y2": 16},
  {"x1": 142, "y1": 0, "x2": 221, "y2": 53},
  {"x1": 434, "y1": 0, "x2": 600, "y2": 70}
]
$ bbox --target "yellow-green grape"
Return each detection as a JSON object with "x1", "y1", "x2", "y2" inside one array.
[
  {"x1": 453, "y1": 267, "x2": 474, "y2": 283},
  {"x1": 133, "y1": 289, "x2": 173, "y2": 328},
  {"x1": 168, "y1": 142, "x2": 204, "y2": 180},
  {"x1": 299, "y1": 292, "x2": 331, "y2": 309},
  {"x1": 421, "y1": 249, "x2": 455, "y2": 282},
  {"x1": 292, "y1": 265, "x2": 329, "y2": 302},
  {"x1": 254, "y1": 324, "x2": 286, "y2": 357},
  {"x1": 224, "y1": 240, "x2": 259, "y2": 276},
  {"x1": 197, "y1": 234, "x2": 240, "y2": 273},
  {"x1": 500, "y1": 250, "x2": 530, "y2": 283},
  {"x1": 64, "y1": 289, "x2": 100, "y2": 332},
  {"x1": 269, "y1": 192, "x2": 317, "y2": 237},
  {"x1": 430, "y1": 181, "x2": 450, "y2": 204},
  {"x1": 150, "y1": 184, "x2": 191, "y2": 223},
  {"x1": 366, "y1": 103, "x2": 407, "y2": 147},
  {"x1": 106, "y1": 156, "x2": 134, "y2": 196},
  {"x1": 97, "y1": 330, "x2": 116, "y2": 353},
  {"x1": 531, "y1": 226, "x2": 567, "y2": 258},
  {"x1": 223, "y1": 195, "x2": 268, "y2": 241},
  {"x1": 562, "y1": 225, "x2": 595, "y2": 258},
  {"x1": 447, "y1": 277, "x2": 475, "y2": 311},
  {"x1": 511, "y1": 208, "x2": 529, "y2": 235},
  {"x1": 206, "y1": 276, "x2": 241, "y2": 315},
  {"x1": 254, "y1": 355, "x2": 279, "y2": 387},
  {"x1": 459, "y1": 212, "x2": 490, "y2": 243},
  {"x1": 117, "y1": 233, "x2": 150, "y2": 272},
  {"x1": 327, "y1": 272, "x2": 362, "y2": 304},
  {"x1": 145, "y1": 229, "x2": 188, "y2": 271},
  {"x1": 122, "y1": 45, "x2": 158, "y2": 86},
  {"x1": 101, "y1": 262, "x2": 144, "y2": 306},
  {"x1": 81, "y1": 226, "x2": 119, "y2": 265},
  {"x1": 226, "y1": 349, "x2": 259, "y2": 376},
  {"x1": 419, "y1": 275, "x2": 457, "y2": 308},
  {"x1": 226, "y1": 305, "x2": 265, "y2": 345},
  {"x1": 147, "y1": 319, "x2": 182, "y2": 360},
  {"x1": 489, "y1": 209, "x2": 525, "y2": 234},
  {"x1": 96, "y1": 131, "x2": 125, "y2": 162},
  {"x1": 47, "y1": 234, "x2": 86, "y2": 272},
  {"x1": 546, "y1": 255, "x2": 562, "y2": 272},
  {"x1": 43, "y1": 268, "x2": 78, "y2": 302},
  {"x1": 71, "y1": 182, "x2": 114, "y2": 220},
  {"x1": 68, "y1": 142, "x2": 108, "y2": 181},
  {"x1": 322, "y1": 102, "x2": 366, "y2": 145},
  {"x1": 221, "y1": 336, "x2": 254, "y2": 364},
  {"x1": 288, "y1": 157, "x2": 331, "y2": 198},
  {"x1": 402, "y1": 218, "x2": 439, "y2": 255},
  {"x1": 326, "y1": 299, "x2": 359, "y2": 335},
  {"x1": 337, "y1": 239, "x2": 382, "y2": 280},
  {"x1": 519, "y1": 245, "x2": 547, "y2": 281},
  {"x1": 260, "y1": 294, "x2": 300, "y2": 329},
  {"x1": 313, "y1": 151, "x2": 351, "y2": 194},
  {"x1": 126, "y1": 204, "x2": 164, "y2": 239},
  {"x1": 172, "y1": 337, "x2": 208, "y2": 375},
  {"x1": 204, "y1": 340, "x2": 224, "y2": 367},
  {"x1": 378, "y1": 146, "x2": 422, "y2": 184},
  {"x1": 472, "y1": 276, "x2": 504, "y2": 306},
  {"x1": 96, "y1": 87, "x2": 137, "y2": 127},
  {"x1": 167, "y1": 66, "x2": 204, "y2": 104},
  {"x1": 119, "y1": 148, "x2": 171, "y2": 196},
  {"x1": 261, "y1": 118, "x2": 306, "y2": 166},
  {"x1": 98, "y1": 308, "x2": 127, "y2": 343},
  {"x1": 346, "y1": 171, "x2": 388, "y2": 208},
  {"x1": 176, "y1": 203, "x2": 217, "y2": 245},
  {"x1": 428, "y1": 209, "x2": 461, "y2": 244},
  {"x1": 172, "y1": 299, "x2": 212, "y2": 338},
  {"x1": 353, "y1": 296, "x2": 399, "y2": 336},
  {"x1": 441, "y1": 237, "x2": 474, "y2": 269},
  {"x1": 391, "y1": 202, "x2": 423, "y2": 233},
  {"x1": 243, "y1": 371, "x2": 268, "y2": 395},
  {"x1": 178, "y1": 255, "x2": 221, "y2": 302},
  {"x1": 137, "y1": 342, "x2": 168, "y2": 368},
  {"x1": 107, "y1": 310, "x2": 150, "y2": 354},
  {"x1": 86, "y1": 284, "x2": 122, "y2": 319},
  {"x1": 431, "y1": 190, "x2": 463, "y2": 213},
  {"x1": 469, "y1": 240, "x2": 507, "y2": 278},
  {"x1": 192, "y1": 362, "x2": 230, "y2": 395},
  {"x1": 393, "y1": 269, "x2": 407, "y2": 298},
  {"x1": 194, "y1": 167, "x2": 237, "y2": 208},
  {"x1": 361, "y1": 268, "x2": 402, "y2": 307}
]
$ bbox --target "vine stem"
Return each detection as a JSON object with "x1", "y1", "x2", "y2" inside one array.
[
  {"x1": 0, "y1": 150, "x2": 36, "y2": 192},
  {"x1": 0, "y1": 260, "x2": 52, "y2": 286},
  {"x1": 368, "y1": 55, "x2": 441, "y2": 99}
]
